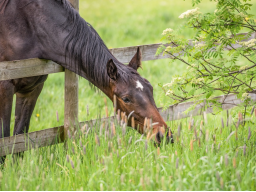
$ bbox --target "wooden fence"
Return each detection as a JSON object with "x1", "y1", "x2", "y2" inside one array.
[{"x1": 0, "y1": 0, "x2": 256, "y2": 157}]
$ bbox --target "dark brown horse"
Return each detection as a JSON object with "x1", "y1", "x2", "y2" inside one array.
[{"x1": 0, "y1": 0, "x2": 173, "y2": 163}]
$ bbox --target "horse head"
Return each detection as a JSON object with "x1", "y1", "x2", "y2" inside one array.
[{"x1": 106, "y1": 47, "x2": 173, "y2": 145}]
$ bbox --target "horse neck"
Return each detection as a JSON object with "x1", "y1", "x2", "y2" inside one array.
[{"x1": 36, "y1": 0, "x2": 115, "y2": 98}]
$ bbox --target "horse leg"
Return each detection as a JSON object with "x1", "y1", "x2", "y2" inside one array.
[
  {"x1": 0, "y1": 81, "x2": 15, "y2": 165},
  {"x1": 13, "y1": 83, "x2": 45, "y2": 159}
]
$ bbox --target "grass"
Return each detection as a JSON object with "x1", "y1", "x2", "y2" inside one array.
[
  {"x1": 2, "y1": 0, "x2": 256, "y2": 190},
  {"x1": 1, "y1": 110, "x2": 256, "y2": 190}
]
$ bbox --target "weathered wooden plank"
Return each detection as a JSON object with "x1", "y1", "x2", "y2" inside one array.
[
  {"x1": 0, "y1": 59, "x2": 64, "y2": 80},
  {"x1": 110, "y1": 43, "x2": 170, "y2": 63},
  {"x1": 1, "y1": 92, "x2": 255, "y2": 157},
  {"x1": 1, "y1": 32, "x2": 254, "y2": 81},
  {"x1": 160, "y1": 92, "x2": 256, "y2": 121},
  {"x1": 0, "y1": 126, "x2": 64, "y2": 157},
  {"x1": 0, "y1": 117, "x2": 114, "y2": 157}
]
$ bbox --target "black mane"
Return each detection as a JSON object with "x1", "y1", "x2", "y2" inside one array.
[
  {"x1": 0, "y1": 0, "x2": 9, "y2": 14},
  {"x1": 60, "y1": 0, "x2": 138, "y2": 88}
]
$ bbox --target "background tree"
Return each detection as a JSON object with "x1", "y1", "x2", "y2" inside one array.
[{"x1": 157, "y1": 0, "x2": 256, "y2": 116}]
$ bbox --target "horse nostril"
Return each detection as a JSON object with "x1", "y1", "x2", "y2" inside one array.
[{"x1": 156, "y1": 131, "x2": 164, "y2": 143}]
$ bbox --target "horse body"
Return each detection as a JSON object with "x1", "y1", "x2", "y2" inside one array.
[{"x1": 0, "y1": 0, "x2": 172, "y2": 163}]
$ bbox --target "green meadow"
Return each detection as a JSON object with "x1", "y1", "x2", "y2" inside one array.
[{"x1": 1, "y1": 0, "x2": 256, "y2": 190}]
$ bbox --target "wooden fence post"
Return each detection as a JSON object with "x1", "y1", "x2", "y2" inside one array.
[{"x1": 64, "y1": 0, "x2": 79, "y2": 141}]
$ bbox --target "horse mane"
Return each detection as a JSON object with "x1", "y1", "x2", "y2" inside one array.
[
  {"x1": 59, "y1": 0, "x2": 138, "y2": 88},
  {"x1": 0, "y1": 0, "x2": 9, "y2": 14}
]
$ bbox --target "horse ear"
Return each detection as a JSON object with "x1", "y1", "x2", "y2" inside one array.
[
  {"x1": 128, "y1": 47, "x2": 142, "y2": 71},
  {"x1": 107, "y1": 59, "x2": 118, "y2": 81}
]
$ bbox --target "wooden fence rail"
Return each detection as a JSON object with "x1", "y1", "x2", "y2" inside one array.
[{"x1": 1, "y1": 32, "x2": 255, "y2": 81}]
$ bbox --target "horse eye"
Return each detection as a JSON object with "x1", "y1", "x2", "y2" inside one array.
[{"x1": 122, "y1": 97, "x2": 130, "y2": 103}]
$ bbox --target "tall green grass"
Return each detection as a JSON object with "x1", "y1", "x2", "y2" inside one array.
[
  {"x1": 2, "y1": 0, "x2": 256, "y2": 190},
  {"x1": 1, "y1": 110, "x2": 256, "y2": 190}
]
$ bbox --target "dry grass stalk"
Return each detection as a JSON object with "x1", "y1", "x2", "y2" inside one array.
[
  {"x1": 108, "y1": 142, "x2": 111, "y2": 152},
  {"x1": 146, "y1": 132, "x2": 151, "y2": 140},
  {"x1": 236, "y1": 119, "x2": 240, "y2": 128},
  {"x1": 127, "y1": 111, "x2": 134, "y2": 121},
  {"x1": 95, "y1": 134, "x2": 100, "y2": 146},
  {"x1": 243, "y1": 144, "x2": 246, "y2": 156},
  {"x1": 254, "y1": 108, "x2": 256, "y2": 117},
  {"x1": 212, "y1": 134, "x2": 216, "y2": 144},
  {"x1": 226, "y1": 131, "x2": 235, "y2": 141},
  {"x1": 87, "y1": 105, "x2": 89, "y2": 116},
  {"x1": 81, "y1": 124, "x2": 86, "y2": 134},
  {"x1": 71, "y1": 147, "x2": 75, "y2": 155},
  {"x1": 194, "y1": 128, "x2": 198, "y2": 140},
  {"x1": 131, "y1": 117, "x2": 135, "y2": 128},
  {"x1": 70, "y1": 159, "x2": 74, "y2": 169},
  {"x1": 125, "y1": 115, "x2": 128, "y2": 125},
  {"x1": 233, "y1": 157, "x2": 236, "y2": 168},
  {"x1": 83, "y1": 146, "x2": 86, "y2": 155},
  {"x1": 56, "y1": 111, "x2": 59, "y2": 122},
  {"x1": 200, "y1": 120, "x2": 204, "y2": 128},
  {"x1": 99, "y1": 123, "x2": 104, "y2": 136},
  {"x1": 198, "y1": 138, "x2": 201, "y2": 147},
  {"x1": 66, "y1": 155, "x2": 69, "y2": 163},
  {"x1": 157, "y1": 147, "x2": 160, "y2": 156},
  {"x1": 128, "y1": 136, "x2": 133, "y2": 144},
  {"x1": 190, "y1": 140, "x2": 193, "y2": 151},
  {"x1": 118, "y1": 136, "x2": 122, "y2": 146},
  {"x1": 122, "y1": 112, "x2": 126, "y2": 123},
  {"x1": 238, "y1": 112, "x2": 243, "y2": 122},
  {"x1": 122, "y1": 124, "x2": 126, "y2": 137},
  {"x1": 113, "y1": 94, "x2": 117, "y2": 116},
  {"x1": 211, "y1": 144, "x2": 214, "y2": 152},
  {"x1": 176, "y1": 157, "x2": 179, "y2": 169},
  {"x1": 248, "y1": 127, "x2": 251, "y2": 140},
  {"x1": 188, "y1": 121, "x2": 191, "y2": 130},
  {"x1": 143, "y1": 117, "x2": 147, "y2": 134},
  {"x1": 226, "y1": 110, "x2": 229, "y2": 127},
  {"x1": 117, "y1": 109, "x2": 120, "y2": 123},
  {"x1": 205, "y1": 130, "x2": 209, "y2": 141},
  {"x1": 145, "y1": 140, "x2": 148, "y2": 150},
  {"x1": 221, "y1": 117, "x2": 224, "y2": 128},
  {"x1": 225, "y1": 154, "x2": 229, "y2": 166},
  {"x1": 177, "y1": 123, "x2": 181, "y2": 141},
  {"x1": 111, "y1": 122, "x2": 116, "y2": 137},
  {"x1": 104, "y1": 98, "x2": 108, "y2": 118}
]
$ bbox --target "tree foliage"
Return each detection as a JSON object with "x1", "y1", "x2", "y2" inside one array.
[{"x1": 157, "y1": 0, "x2": 256, "y2": 113}]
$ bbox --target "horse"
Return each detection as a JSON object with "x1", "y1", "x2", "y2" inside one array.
[{"x1": 0, "y1": 0, "x2": 173, "y2": 163}]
